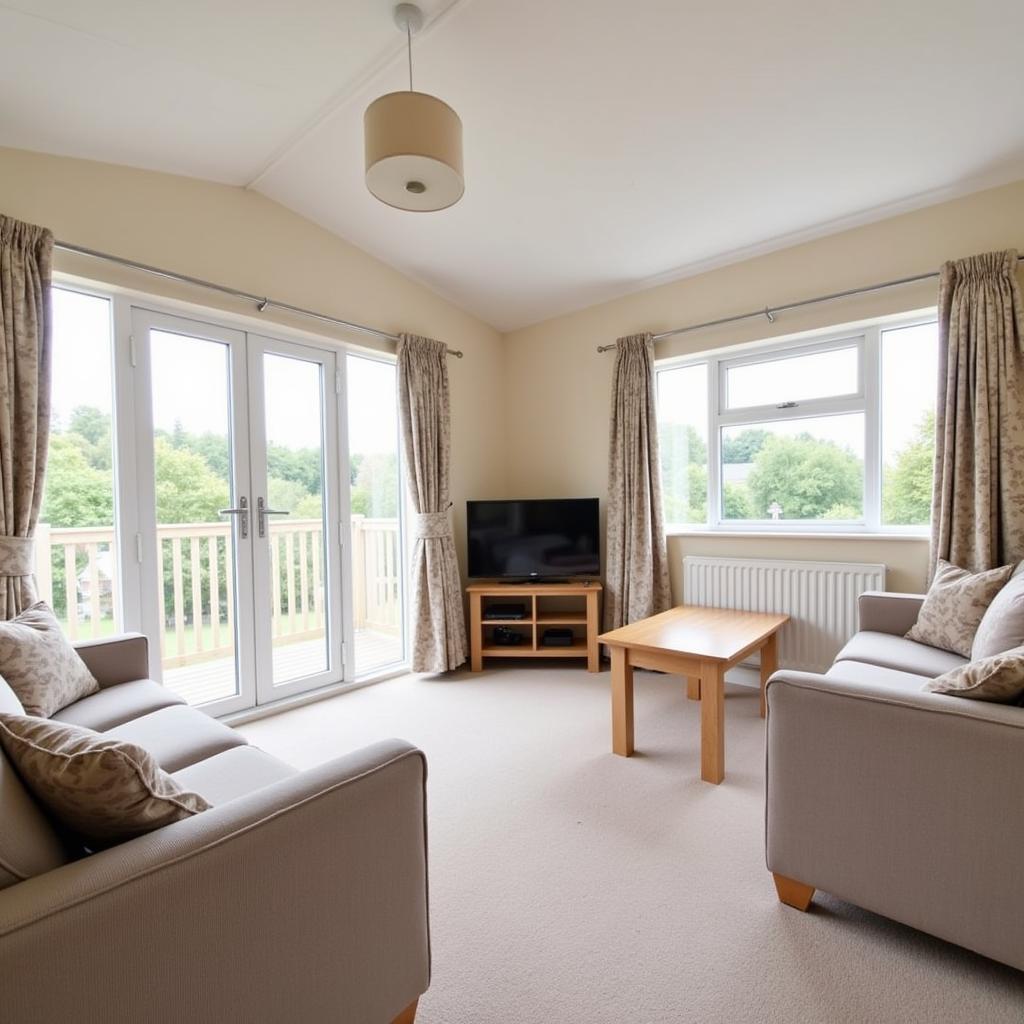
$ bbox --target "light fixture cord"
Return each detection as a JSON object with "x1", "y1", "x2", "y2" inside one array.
[{"x1": 407, "y1": 21, "x2": 413, "y2": 91}]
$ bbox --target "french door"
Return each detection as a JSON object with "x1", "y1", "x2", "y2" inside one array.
[{"x1": 131, "y1": 308, "x2": 348, "y2": 715}]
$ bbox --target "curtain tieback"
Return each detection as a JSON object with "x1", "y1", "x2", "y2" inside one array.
[
  {"x1": 415, "y1": 511, "x2": 452, "y2": 540},
  {"x1": 0, "y1": 537, "x2": 36, "y2": 576}
]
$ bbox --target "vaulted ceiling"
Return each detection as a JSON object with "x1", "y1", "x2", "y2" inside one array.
[{"x1": 3, "y1": 0, "x2": 1024, "y2": 330}]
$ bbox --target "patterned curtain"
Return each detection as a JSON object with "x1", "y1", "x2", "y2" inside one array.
[
  {"x1": 604, "y1": 333, "x2": 672, "y2": 630},
  {"x1": 397, "y1": 333, "x2": 467, "y2": 672},
  {"x1": 0, "y1": 215, "x2": 53, "y2": 620},
  {"x1": 931, "y1": 249, "x2": 1024, "y2": 575}
]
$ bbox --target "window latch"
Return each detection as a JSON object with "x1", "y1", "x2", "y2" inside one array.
[{"x1": 776, "y1": 401, "x2": 798, "y2": 409}]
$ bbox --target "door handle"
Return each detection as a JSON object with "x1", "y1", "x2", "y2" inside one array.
[
  {"x1": 257, "y1": 496, "x2": 291, "y2": 538},
  {"x1": 218, "y1": 496, "x2": 249, "y2": 539}
]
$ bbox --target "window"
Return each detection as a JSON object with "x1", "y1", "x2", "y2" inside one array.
[
  {"x1": 43, "y1": 277, "x2": 410, "y2": 718},
  {"x1": 39, "y1": 288, "x2": 120, "y2": 639},
  {"x1": 657, "y1": 315, "x2": 939, "y2": 532},
  {"x1": 657, "y1": 363, "x2": 708, "y2": 524},
  {"x1": 881, "y1": 323, "x2": 938, "y2": 527}
]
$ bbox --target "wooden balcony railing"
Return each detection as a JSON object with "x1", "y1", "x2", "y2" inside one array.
[{"x1": 33, "y1": 515, "x2": 401, "y2": 671}]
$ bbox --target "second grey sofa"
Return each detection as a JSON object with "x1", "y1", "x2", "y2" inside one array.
[
  {"x1": 0, "y1": 633, "x2": 430, "y2": 1024},
  {"x1": 765, "y1": 591, "x2": 1024, "y2": 973}
]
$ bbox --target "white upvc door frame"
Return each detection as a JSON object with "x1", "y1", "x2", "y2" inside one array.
[
  {"x1": 130, "y1": 306, "x2": 258, "y2": 717},
  {"x1": 247, "y1": 333, "x2": 350, "y2": 704}
]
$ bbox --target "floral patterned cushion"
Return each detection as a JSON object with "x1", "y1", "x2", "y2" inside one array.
[
  {"x1": 905, "y1": 560, "x2": 1014, "y2": 657},
  {"x1": 0, "y1": 602, "x2": 99, "y2": 716},
  {"x1": 0, "y1": 713, "x2": 210, "y2": 848},
  {"x1": 923, "y1": 646, "x2": 1024, "y2": 703}
]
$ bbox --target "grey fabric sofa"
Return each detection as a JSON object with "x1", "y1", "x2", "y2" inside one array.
[
  {"x1": 765, "y1": 590, "x2": 1024, "y2": 973},
  {"x1": 0, "y1": 633, "x2": 429, "y2": 1024}
]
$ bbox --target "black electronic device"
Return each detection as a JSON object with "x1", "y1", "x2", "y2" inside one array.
[
  {"x1": 483, "y1": 603, "x2": 528, "y2": 620},
  {"x1": 467, "y1": 498, "x2": 600, "y2": 581},
  {"x1": 542, "y1": 628, "x2": 575, "y2": 647},
  {"x1": 491, "y1": 626, "x2": 525, "y2": 646}
]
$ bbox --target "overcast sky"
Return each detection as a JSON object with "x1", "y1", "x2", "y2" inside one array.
[{"x1": 50, "y1": 287, "x2": 399, "y2": 459}]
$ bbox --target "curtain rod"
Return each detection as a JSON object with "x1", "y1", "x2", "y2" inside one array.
[
  {"x1": 595, "y1": 252, "x2": 1024, "y2": 353},
  {"x1": 53, "y1": 240, "x2": 464, "y2": 358}
]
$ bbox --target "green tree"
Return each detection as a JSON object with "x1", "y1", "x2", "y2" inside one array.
[
  {"x1": 722, "y1": 428, "x2": 769, "y2": 464},
  {"x1": 882, "y1": 412, "x2": 935, "y2": 526},
  {"x1": 154, "y1": 438, "x2": 229, "y2": 523},
  {"x1": 659, "y1": 422, "x2": 708, "y2": 523},
  {"x1": 746, "y1": 434, "x2": 862, "y2": 520},
  {"x1": 722, "y1": 482, "x2": 754, "y2": 519},
  {"x1": 41, "y1": 434, "x2": 113, "y2": 527},
  {"x1": 350, "y1": 452, "x2": 399, "y2": 518},
  {"x1": 68, "y1": 406, "x2": 113, "y2": 470}
]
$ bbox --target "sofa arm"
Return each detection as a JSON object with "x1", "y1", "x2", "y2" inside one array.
[
  {"x1": 857, "y1": 591, "x2": 925, "y2": 635},
  {"x1": 765, "y1": 671, "x2": 1024, "y2": 972},
  {"x1": 74, "y1": 633, "x2": 150, "y2": 688},
  {"x1": 0, "y1": 739, "x2": 429, "y2": 1024}
]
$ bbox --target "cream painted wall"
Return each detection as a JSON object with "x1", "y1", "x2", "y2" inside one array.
[
  {"x1": 502, "y1": 178, "x2": 1024, "y2": 597},
  {"x1": 2, "y1": 146, "x2": 1022, "y2": 603},
  {"x1": 0, "y1": 146, "x2": 507, "y2": 581}
]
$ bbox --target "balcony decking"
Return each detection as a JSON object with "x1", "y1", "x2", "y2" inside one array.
[{"x1": 164, "y1": 629, "x2": 404, "y2": 707}]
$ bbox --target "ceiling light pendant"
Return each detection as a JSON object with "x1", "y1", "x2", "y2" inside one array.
[{"x1": 364, "y1": 3, "x2": 464, "y2": 212}]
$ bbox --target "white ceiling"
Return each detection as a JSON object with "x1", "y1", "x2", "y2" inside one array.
[{"x1": 2, "y1": 0, "x2": 1024, "y2": 330}]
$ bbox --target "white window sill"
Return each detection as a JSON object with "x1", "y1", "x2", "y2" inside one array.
[{"x1": 666, "y1": 528, "x2": 929, "y2": 541}]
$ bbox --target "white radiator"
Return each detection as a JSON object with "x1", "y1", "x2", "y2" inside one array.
[{"x1": 682, "y1": 555, "x2": 886, "y2": 673}]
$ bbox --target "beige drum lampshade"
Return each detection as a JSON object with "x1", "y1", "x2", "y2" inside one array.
[{"x1": 364, "y1": 90, "x2": 464, "y2": 212}]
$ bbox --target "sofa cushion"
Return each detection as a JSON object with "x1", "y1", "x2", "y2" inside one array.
[
  {"x1": 825, "y1": 660, "x2": 934, "y2": 694},
  {"x1": 171, "y1": 746, "x2": 297, "y2": 806},
  {"x1": 0, "y1": 713, "x2": 210, "y2": 849},
  {"x1": 0, "y1": 676, "x2": 68, "y2": 890},
  {"x1": 52, "y1": 679, "x2": 185, "y2": 732},
  {"x1": 0, "y1": 602, "x2": 99, "y2": 716},
  {"x1": 103, "y1": 704, "x2": 246, "y2": 773},
  {"x1": 923, "y1": 646, "x2": 1024, "y2": 703},
  {"x1": 835, "y1": 631, "x2": 967, "y2": 678},
  {"x1": 905, "y1": 559, "x2": 1014, "y2": 656},
  {"x1": 972, "y1": 567, "x2": 1024, "y2": 660}
]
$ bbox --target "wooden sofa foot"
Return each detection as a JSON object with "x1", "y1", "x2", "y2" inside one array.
[
  {"x1": 391, "y1": 999, "x2": 418, "y2": 1024},
  {"x1": 773, "y1": 873, "x2": 815, "y2": 911}
]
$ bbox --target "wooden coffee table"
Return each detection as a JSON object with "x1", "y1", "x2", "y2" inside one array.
[{"x1": 598, "y1": 605, "x2": 789, "y2": 784}]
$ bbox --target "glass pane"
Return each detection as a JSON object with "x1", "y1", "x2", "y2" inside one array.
[
  {"x1": 725, "y1": 345, "x2": 859, "y2": 410},
  {"x1": 657, "y1": 364, "x2": 709, "y2": 525},
  {"x1": 347, "y1": 355, "x2": 404, "y2": 675},
  {"x1": 881, "y1": 322, "x2": 938, "y2": 527},
  {"x1": 41, "y1": 289, "x2": 117, "y2": 641},
  {"x1": 150, "y1": 331, "x2": 237, "y2": 707},
  {"x1": 262, "y1": 353, "x2": 330, "y2": 685},
  {"x1": 720, "y1": 414, "x2": 865, "y2": 522}
]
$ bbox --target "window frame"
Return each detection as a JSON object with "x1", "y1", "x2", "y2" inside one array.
[{"x1": 656, "y1": 310, "x2": 938, "y2": 536}]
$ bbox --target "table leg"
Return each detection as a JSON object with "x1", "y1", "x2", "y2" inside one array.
[
  {"x1": 611, "y1": 646, "x2": 634, "y2": 756},
  {"x1": 700, "y1": 659, "x2": 725, "y2": 784},
  {"x1": 760, "y1": 631, "x2": 778, "y2": 719},
  {"x1": 686, "y1": 677, "x2": 701, "y2": 701}
]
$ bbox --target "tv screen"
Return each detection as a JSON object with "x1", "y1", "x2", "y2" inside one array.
[{"x1": 467, "y1": 498, "x2": 600, "y2": 579}]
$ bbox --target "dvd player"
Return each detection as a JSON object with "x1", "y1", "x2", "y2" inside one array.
[{"x1": 483, "y1": 603, "x2": 528, "y2": 620}]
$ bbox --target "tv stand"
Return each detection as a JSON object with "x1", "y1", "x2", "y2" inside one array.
[{"x1": 467, "y1": 581, "x2": 603, "y2": 672}]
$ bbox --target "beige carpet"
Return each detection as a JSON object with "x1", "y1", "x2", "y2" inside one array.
[{"x1": 241, "y1": 664, "x2": 1024, "y2": 1024}]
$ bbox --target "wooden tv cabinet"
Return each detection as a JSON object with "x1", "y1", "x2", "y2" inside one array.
[{"x1": 467, "y1": 581, "x2": 603, "y2": 672}]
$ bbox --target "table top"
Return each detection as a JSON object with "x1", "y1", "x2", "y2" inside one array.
[{"x1": 598, "y1": 605, "x2": 789, "y2": 662}]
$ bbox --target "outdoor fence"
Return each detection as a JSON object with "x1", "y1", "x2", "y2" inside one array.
[{"x1": 33, "y1": 515, "x2": 401, "y2": 671}]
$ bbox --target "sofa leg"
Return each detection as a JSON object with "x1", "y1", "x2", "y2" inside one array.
[
  {"x1": 391, "y1": 1000, "x2": 418, "y2": 1024},
  {"x1": 772, "y1": 873, "x2": 815, "y2": 911}
]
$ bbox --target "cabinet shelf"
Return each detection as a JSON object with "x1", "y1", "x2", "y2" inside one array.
[{"x1": 468, "y1": 581, "x2": 603, "y2": 673}]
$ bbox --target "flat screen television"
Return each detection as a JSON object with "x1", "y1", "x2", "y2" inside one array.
[{"x1": 467, "y1": 498, "x2": 600, "y2": 580}]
